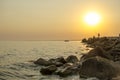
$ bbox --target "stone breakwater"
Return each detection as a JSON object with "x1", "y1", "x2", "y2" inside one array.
[
  {"x1": 33, "y1": 37, "x2": 120, "y2": 80},
  {"x1": 82, "y1": 36, "x2": 120, "y2": 62}
]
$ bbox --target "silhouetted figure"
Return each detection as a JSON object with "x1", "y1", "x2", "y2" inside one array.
[{"x1": 98, "y1": 33, "x2": 100, "y2": 38}]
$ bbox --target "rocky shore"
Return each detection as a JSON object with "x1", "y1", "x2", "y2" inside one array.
[
  {"x1": 81, "y1": 36, "x2": 120, "y2": 79},
  {"x1": 33, "y1": 36, "x2": 120, "y2": 80}
]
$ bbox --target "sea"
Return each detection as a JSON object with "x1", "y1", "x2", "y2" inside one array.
[{"x1": 0, "y1": 41, "x2": 99, "y2": 80}]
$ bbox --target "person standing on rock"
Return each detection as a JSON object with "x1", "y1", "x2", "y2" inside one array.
[{"x1": 98, "y1": 33, "x2": 100, "y2": 39}]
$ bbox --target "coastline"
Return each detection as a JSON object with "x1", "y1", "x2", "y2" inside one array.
[
  {"x1": 34, "y1": 36, "x2": 120, "y2": 80},
  {"x1": 81, "y1": 36, "x2": 120, "y2": 79}
]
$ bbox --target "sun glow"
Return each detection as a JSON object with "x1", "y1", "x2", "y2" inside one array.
[{"x1": 84, "y1": 12, "x2": 101, "y2": 26}]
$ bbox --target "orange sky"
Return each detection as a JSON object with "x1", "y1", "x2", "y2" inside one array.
[{"x1": 0, "y1": 0, "x2": 120, "y2": 40}]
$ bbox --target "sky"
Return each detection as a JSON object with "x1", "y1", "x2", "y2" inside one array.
[{"x1": 0, "y1": 0, "x2": 120, "y2": 40}]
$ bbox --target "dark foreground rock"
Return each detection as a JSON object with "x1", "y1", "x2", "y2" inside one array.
[
  {"x1": 40, "y1": 65, "x2": 57, "y2": 75},
  {"x1": 79, "y1": 56, "x2": 117, "y2": 80}
]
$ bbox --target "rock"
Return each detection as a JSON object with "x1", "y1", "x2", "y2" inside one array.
[
  {"x1": 54, "y1": 62, "x2": 64, "y2": 67},
  {"x1": 34, "y1": 57, "x2": 66, "y2": 66},
  {"x1": 58, "y1": 67, "x2": 74, "y2": 77},
  {"x1": 57, "y1": 66, "x2": 79, "y2": 77},
  {"x1": 62, "y1": 63, "x2": 73, "y2": 68},
  {"x1": 80, "y1": 47, "x2": 113, "y2": 61},
  {"x1": 114, "y1": 41, "x2": 120, "y2": 48},
  {"x1": 82, "y1": 38, "x2": 87, "y2": 42},
  {"x1": 55, "y1": 62, "x2": 81, "y2": 77},
  {"x1": 49, "y1": 57, "x2": 66, "y2": 67},
  {"x1": 54, "y1": 63, "x2": 73, "y2": 75},
  {"x1": 79, "y1": 57, "x2": 117, "y2": 80},
  {"x1": 87, "y1": 38, "x2": 94, "y2": 44},
  {"x1": 34, "y1": 58, "x2": 53, "y2": 66},
  {"x1": 40, "y1": 65, "x2": 57, "y2": 75},
  {"x1": 49, "y1": 57, "x2": 66, "y2": 63},
  {"x1": 66, "y1": 55, "x2": 79, "y2": 63},
  {"x1": 109, "y1": 49, "x2": 120, "y2": 61},
  {"x1": 55, "y1": 57, "x2": 66, "y2": 64}
]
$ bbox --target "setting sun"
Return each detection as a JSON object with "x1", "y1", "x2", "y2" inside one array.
[{"x1": 84, "y1": 12, "x2": 101, "y2": 26}]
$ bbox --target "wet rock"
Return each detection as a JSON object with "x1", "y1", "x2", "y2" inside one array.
[
  {"x1": 54, "y1": 62, "x2": 64, "y2": 67},
  {"x1": 40, "y1": 65, "x2": 57, "y2": 75},
  {"x1": 49, "y1": 57, "x2": 66, "y2": 63},
  {"x1": 56, "y1": 57, "x2": 66, "y2": 64},
  {"x1": 114, "y1": 41, "x2": 120, "y2": 48},
  {"x1": 79, "y1": 57, "x2": 117, "y2": 80},
  {"x1": 62, "y1": 63, "x2": 73, "y2": 68},
  {"x1": 34, "y1": 57, "x2": 66, "y2": 67},
  {"x1": 49, "y1": 57, "x2": 66, "y2": 67},
  {"x1": 58, "y1": 67, "x2": 74, "y2": 77},
  {"x1": 109, "y1": 49, "x2": 120, "y2": 61},
  {"x1": 55, "y1": 62, "x2": 81, "y2": 77},
  {"x1": 57, "y1": 66, "x2": 79, "y2": 77},
  {"x1": 80, "y1": 47, "x2": 113, "y2": 61},
  {"x1": 66, "y1": 55, "x2": 79, "y2": 63},
  {"x1": 34, "y1": 58, "x2": 53, "y2": 66},
  {"x1": 54, "y1": 63, "x2": 73, "y2": 75}
]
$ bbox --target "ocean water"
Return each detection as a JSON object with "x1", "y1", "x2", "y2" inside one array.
[{"x1": 0, "y1": 41, "x2": 98, "y2": 80}]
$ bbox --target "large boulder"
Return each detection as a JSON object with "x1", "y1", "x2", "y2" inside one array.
[
  {"x1": 66, "y1": 55, "x2": 79, "y2": 63},
  {"x1": 81, "y1": 47, "x2": 113, "y2": 61},
  {"x1": 40, "y1": 65, "x2": 57, "y2": 75},
  {"x1": 79, "y1": 57, "x2": 117, "y2": 80},
  {"x1": 34, "y1": 58, "x2": 53, "y2": 66}
]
